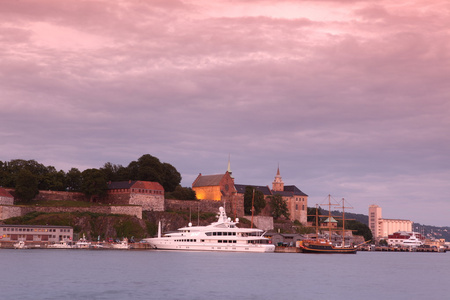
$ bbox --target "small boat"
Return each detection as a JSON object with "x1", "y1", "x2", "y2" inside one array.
[
  {"x1": 73, "y1": 234, "x2": 91, "y2": 249},
  {"x1": 111, "y1": 238, "x2": 130, "y2": 250},
  {"x1": 48, "y1": 241, "x2": 73, "y2": 249},
  {"x1": 13, "y1": 240, "x2": 27, "y2": 249},
  {"x1": 299, "y1": 195, "x2": 357, "y2": 254},
  {"x1": 143, "y1": 206, "x2": 275, "y2": 252}
]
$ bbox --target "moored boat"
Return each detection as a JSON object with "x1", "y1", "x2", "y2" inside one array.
[
  {"x1": 13, "y1": 240, "x2": 27, "y2": 249},
  {"x1": 402, "y1": 232, "x2": 424, "y2": 248},
  {"x1": 298, "y1": 239, "x2": 357, "y2": 254},
  {"x1": 73, "y1": 234, "x2": 91, "y2": 249},
  {"x1": 299, "y1": 195, "x2": 357, "y2": 254},
  {"x1": 111, "y1": 238, "x2": 130, "y2": 250},
  {"x1": 143, "y1": 207, "x2": 275, "y2": 253},
  {"x1": 48, "y1": 240, "x2": 73, "y2": 249}
]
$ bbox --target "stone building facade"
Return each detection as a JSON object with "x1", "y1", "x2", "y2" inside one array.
[
  {"x1": 107, "y1": 180, "x2": 165, "y2": 211},
  {"x1": 192, "y1": 171, "x2": 243, "y2": 217}
]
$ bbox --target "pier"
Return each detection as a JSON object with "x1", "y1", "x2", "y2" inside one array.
[{"x1": 358, "y1": 245, "x2": 447, "y2": 253}]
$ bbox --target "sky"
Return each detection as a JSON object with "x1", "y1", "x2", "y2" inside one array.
[{"x1": 1, "y1": 0, "x2": 449, "y2": 227}]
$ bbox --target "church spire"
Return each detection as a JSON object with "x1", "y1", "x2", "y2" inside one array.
[{"x1": 227, "y1": 154, "x2": 234, "y2": 179}]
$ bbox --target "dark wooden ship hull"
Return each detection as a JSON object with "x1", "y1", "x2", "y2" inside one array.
[{"x1": 298, "y1": 240, "x2": 357, "y2": 254}]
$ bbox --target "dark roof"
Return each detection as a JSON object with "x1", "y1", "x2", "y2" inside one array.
[
  {"x1": 235, "y1": 184, "x2": 308, "y2": 197},
  {"x1": 0, "y1": 225, "x2": 72, "y2": 229},
  {"x1": 193, "y1": 174, "x2": 224, "y2": 187},
  {"x1": 108, "y1": 181, "x2": 137, "y2": 189},
  {"x1": 234, "y1": 184, "x2": 272, "y2": 196},
  {"x1": 284, "y1": 185, "x2": 308, "y2": 196}
]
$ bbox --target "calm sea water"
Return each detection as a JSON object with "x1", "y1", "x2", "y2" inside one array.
[{"x1": 1, "y1": 249, "x2": 449, "y2": 300}]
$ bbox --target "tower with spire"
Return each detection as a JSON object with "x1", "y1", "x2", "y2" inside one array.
[
  {"x1": 272, "y1": 165, "x2": 284, "y2": 192},
  {"x1": 227, "y1": 154, "x2": 234, "y2": 180}
]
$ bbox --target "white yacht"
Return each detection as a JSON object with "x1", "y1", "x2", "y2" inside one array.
[
  {"x1": 402, "y1": 232, "x2": 424, "y2": 248},
  {"x1": 48, "y1": 240, "x2": 73, "y2": 249},
  {"x1": 13, "y1": 240, "x2": 27, "y2": 249},
  {"x1": 143, "y1": 207, "x2": 275, "y2": 253},
  {"x1": 74, "y1": 234, "x2": 91, "y2": 249},
  {"x1": 111, "y1": 238, "x2": 130, "y2": 250}
]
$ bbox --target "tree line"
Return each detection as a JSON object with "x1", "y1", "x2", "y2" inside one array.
[{"x1": 0, "y1": 154, "x2": 195, "y2": 202}]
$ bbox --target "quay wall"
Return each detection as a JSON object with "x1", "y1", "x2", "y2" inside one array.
[
  {"x1": 0, "y1": 205, "x2": 142, "y2": 220},
  {"x1": 4, "y1": 188, "x2": 87, "y2": 202}
]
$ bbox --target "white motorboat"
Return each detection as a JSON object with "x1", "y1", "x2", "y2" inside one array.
[
  {"x1": 402, "y1": 232, "x2": 423, "y2": 248},
  {"x1": 13, "y1": 240, "x2": 27, "y2": 249},
  {"x1": 111, "y1": 238, "x2": 130, "y2": 250},
  {"x1": 74, "y1": 234, "x2": 91, "y2": 249},
  {"x1": 143, "y1": 207, "x2": 275, "y2": 252},
  {"x1": 48, "y1": 240, "x2": 73, "y2": 249}
]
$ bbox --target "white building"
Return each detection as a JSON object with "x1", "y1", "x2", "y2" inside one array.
[{"x1": 369, "y1": 204, "x2": 413, "y2": 241}]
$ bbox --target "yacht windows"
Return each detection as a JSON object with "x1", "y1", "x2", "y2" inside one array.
[{"x1": 206, "y1": 232, "x2": 238, "y2": 236}]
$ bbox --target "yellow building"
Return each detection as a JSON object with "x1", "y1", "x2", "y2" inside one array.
[{"x1": 192, "y1": 171, "x2": 236, "y2": 201}]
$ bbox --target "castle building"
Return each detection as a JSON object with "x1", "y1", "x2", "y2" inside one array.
[
  {"x1": 234, "y1": 167, "x2": 308, "y2": 224},
  {"x1": 107, "y1": 180, "x2": 165, "y2": 211},
  {"x1": 191, "y1": 171, "x2": 241, "y2": 216},
  {"x1": 369, "y1": 204, "x2": 413, "y2": 241},
  {"x1": 191, "y1": 164, "x2": 308, "y2": 224}
]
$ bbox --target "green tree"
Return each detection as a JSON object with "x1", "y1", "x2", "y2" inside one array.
[
  {"x1": 15, "y1": 169, "x2": 39, "y2": 203},
  {"x1": 125, "y1": 154, "x2": 181, "y2": 193},
  {"x1": 100, "y1": 162, "x2": 128, "y2": 182},
  {"x1": 161, "y1": 162, "x2": 181, "y2": 192},
  {"x1": 268, "y1": 194, "x2": 290, "y2": 219},
  {"x1": 343, "y1": 220, "x2": 373, "y2": 242},
  {"x1": 165, "y1": 186, "x2": 197, "y2": 200},
  {"x1": 40, "y1": 166, "x2": 66, "y2": 191},
  {"x1": 81, "y1": 168, "x2": 107, "y2": 202},
  {"x1": 243, "y1": 186, "x2": 266, "y2": 215},
  {"x1": 136, "y1": 154, "x2": 163, "y2": 182},
  {"x1": 66, "y1": 168, "x2": 82, "y2": 191}
]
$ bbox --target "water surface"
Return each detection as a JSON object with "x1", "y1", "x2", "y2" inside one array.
[{"x1": 2, "y1": 249, "x2": 449, "y2": 299}]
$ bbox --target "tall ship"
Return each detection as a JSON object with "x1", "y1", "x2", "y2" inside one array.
[
  {"x1": 298, "y1": 195, "x2": 357, "y2": 254},
  {"x1": 143, "y1": 207, "x2": 275, "y2": 252}
]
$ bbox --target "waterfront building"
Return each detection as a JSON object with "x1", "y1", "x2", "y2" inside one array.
[
  {"x1": 107, "y1": 180, "x2": 165, "y2": 211},
  {"x1": 369, "y1": 205, "x2": 413, "y2": 241},
  {"x1": 0, "y1": 225, "x2": 73, "y2": 243}
]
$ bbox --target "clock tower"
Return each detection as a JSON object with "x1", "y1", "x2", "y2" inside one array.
[{"x1": 272, "y1": 166, "x2": 284, "y2": 192}]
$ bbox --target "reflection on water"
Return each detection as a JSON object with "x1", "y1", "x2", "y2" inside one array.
[{"x1": 2, "y1": 250, "x2": 449, "y2": 300}]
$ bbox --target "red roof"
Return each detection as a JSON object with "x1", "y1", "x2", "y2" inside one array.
[
  {"x1": 131, "y1": 181, "x2": 164, "y2": 191},
  {"x1": 0, "y1": 187, "x2": 13, "y2": 198}
]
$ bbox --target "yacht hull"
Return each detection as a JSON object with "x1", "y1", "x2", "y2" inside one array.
[{"x1": 148, "y1": 239, "x2": 275, "y2": 253}]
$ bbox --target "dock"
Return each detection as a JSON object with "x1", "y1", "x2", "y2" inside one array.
[{"x1": 358, "y1": 245, "x2": 447, "y2": 253}]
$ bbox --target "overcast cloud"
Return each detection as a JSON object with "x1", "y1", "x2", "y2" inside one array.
[{"x1": 1, "y1": 0, "x2": 449, "y2": 226}]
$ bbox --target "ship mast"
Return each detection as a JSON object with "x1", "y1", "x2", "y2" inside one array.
[{"x1": 339, "y1": 198, "x2": 353, "y2": 247}]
